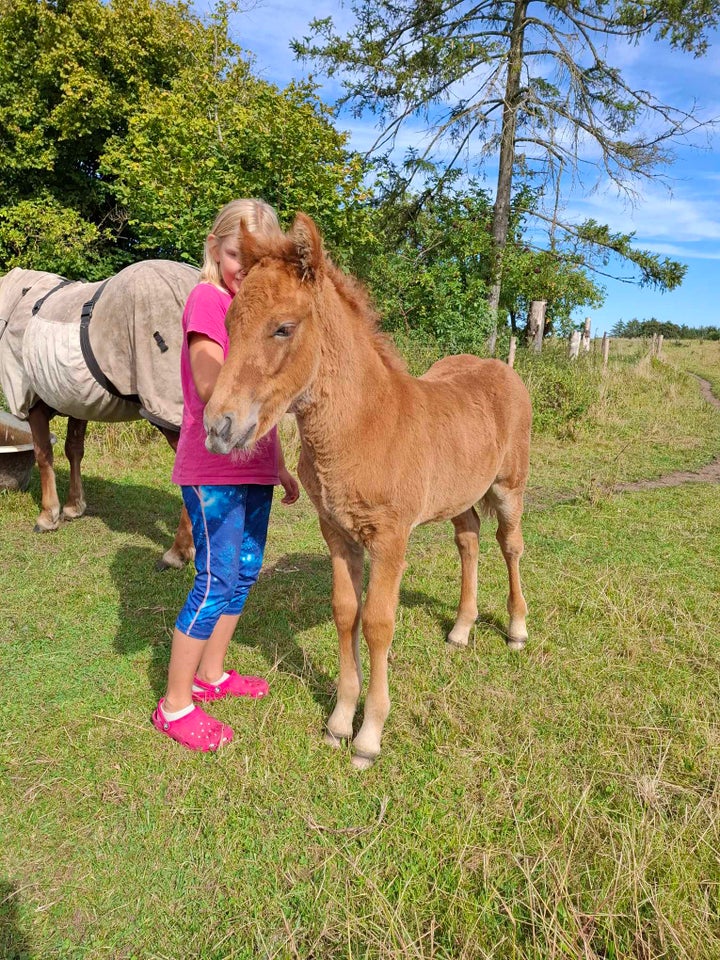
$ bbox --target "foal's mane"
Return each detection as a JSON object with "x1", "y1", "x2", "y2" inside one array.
[{"x1": 324, "y1": 261, "x2": 408, "y2": 375}]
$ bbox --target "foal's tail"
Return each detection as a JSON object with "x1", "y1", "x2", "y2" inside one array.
[
  {"x1": 478, "y1": 492, "x2": 497, "y2": 520},
  {"x1": 479, "y1": 478, "x2": 526, "y2": 525}
]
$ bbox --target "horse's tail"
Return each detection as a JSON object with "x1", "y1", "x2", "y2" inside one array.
[{"x1": 478, "y1": 492, "x2": 497, "y2": 520}]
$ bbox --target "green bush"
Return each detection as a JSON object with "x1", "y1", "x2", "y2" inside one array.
[{"x1": 514, "y1": 343, "x2": 602, "y2": 437}]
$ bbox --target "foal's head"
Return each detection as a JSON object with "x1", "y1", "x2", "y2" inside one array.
[{"x1": 205, "y1": 214, "x2": 325, "y2": 454}]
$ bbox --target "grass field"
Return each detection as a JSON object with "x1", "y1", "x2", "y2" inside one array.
[{"x1": 1, "y1": 340, "x2": 718, "y2": 959}]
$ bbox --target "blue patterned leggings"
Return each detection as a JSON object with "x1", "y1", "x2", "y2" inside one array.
[{"x1": 176, "y1": 484, "x2": 274, "y2": 640}]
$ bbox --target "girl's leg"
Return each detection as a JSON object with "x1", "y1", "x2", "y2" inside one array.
[
  {"x1": 223, "y1": 485, "x2": 274, "y2": 620},
  {"x1": 165, "y1": 486, "x2": 248, "y2": 709},
  {"x1": 164, "y1": 627, "x2": 208, "y2": 714},
  {"x1": 194, "y1": 486, "x2": 273, "y2": 686},
  {"x1": 196, "y1": 613, "x2": 240, "y2": 685}
]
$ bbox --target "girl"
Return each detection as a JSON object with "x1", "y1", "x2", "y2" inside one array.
[{"x1": 153, "y1": 198, "x2": 300, "y2": 751}]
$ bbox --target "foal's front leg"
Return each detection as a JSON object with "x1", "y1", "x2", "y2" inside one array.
[
  {"x1": 27, "y1": 401, "x2": 61, "y2": 532},
  {"x1": 352, "y1": 534, "x2": 408, "y2": 769},
  {"x1": 320, "y1": 519, "x2": 364, "y2": 747}
]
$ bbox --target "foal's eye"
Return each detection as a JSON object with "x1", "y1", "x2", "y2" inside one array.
[{"x1": 273, "y1": 324, "x2": 294, "y2": 339}]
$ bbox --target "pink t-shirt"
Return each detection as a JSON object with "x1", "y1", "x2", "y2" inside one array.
[{"x1": 171, "y1": 283, "x2": 280, "y2": 486}]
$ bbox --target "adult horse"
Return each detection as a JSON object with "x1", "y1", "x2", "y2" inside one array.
[
  {"x1": 0, "y1": 260, "x2": 198, "y2": 570},
  {"x1": 204, "y1": 214, "x2": 532, "y2": 768}
]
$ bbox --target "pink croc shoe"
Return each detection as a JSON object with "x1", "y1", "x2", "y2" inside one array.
[
  {"x1": 191, "y1": 670, "x2": 269, "y2": 702},
  {"x1": 152, "y1": 699, "x2": 233, "y2": 752}
]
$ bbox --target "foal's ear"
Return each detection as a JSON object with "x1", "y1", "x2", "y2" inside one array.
[
  {"x1": 289, "y1": 213, "x2": 323, "y2": 281},
  {"x1": 238, "y1": 222, "x2": 265, "y2": 270}
]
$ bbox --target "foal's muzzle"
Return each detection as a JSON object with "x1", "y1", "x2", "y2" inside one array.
[{"x1": 204, "y1": 411, "x2": 258, "y2": 454}]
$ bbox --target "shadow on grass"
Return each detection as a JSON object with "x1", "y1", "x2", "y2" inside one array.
[
  {"x1": 31, "y1": 469, "x2": 506, "y2": 701},
  {"x1": 109, "y1": 538, "x2": 462, "y2": 714},
  {"x1": 23, "y1": 468, "x2": 184, "y2": 559},
  {"x1": 0, "y1": 881, "x2": 32, "y2": 960},
  {"x1": 109, "y1": 545, "x2": 339, "y2": 708}
]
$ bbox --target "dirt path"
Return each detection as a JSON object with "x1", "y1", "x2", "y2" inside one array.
[
  {"x1": 613, "y1": 374, "x2": 720, "y2": 492},
  {"x1": 527, "y1": 374, "x2": 720, "y2": 509}
]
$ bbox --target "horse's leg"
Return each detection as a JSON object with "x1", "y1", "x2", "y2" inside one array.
[
  {"x1": 486, "y1": 483, "x2": 528, "y2": 651},
  {"x1": 320, "y1": 519, "x2": 365, "y2": 748},
  {"x1": 352, "y1": 533, "x2": 408, "y2": 769},
  {"x1": 156, "y1": 427, "x2": 194, "y2": 570},
  {"x1": 27, "y1": 401, "x2": 61, "y2": 532},
  {"x1": 447, "y1": 506, "x2": 480, "y2": 648},
  {"x1": 62, "y1": 417, "x2": 88, "y2": 520}
]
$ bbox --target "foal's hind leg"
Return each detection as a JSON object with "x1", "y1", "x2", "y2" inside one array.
[
  {"x1": 320, "y1": 518, "x2": 364, "y2": 747},
  {"x1": 485, "y1": 483, "x2": 528, "y2": 650},
  {"x1": 62, "y1": 417, "x2": 88, "y2": 520},
  {"x1": 447, "y1": 507, "x2": 480, "y2": 648},
  {"x1": 27, "y1": 401, "x2": 61, "y2": 532}
]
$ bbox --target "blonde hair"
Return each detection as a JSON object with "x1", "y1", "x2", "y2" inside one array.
[{"x1": 199, "y1": 198, "x2": 281, "y2": 286}]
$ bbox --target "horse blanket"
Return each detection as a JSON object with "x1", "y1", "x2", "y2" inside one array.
[{"x1": 0, "y1": 260, "x2": 199, "y2": 429}]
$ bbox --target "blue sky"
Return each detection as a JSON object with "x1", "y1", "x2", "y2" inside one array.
[{"x1": 208, "y1": 1, "x2": 720, "y2": 336}]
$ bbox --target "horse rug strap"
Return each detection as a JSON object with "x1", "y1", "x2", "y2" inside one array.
[
  {"x1": 78, "y1": 279, "x2": 141, "y2": 405},
  {"x1": 32, "y1": 279, "x2": 73, "y2": 316},
  {"x1": 22, "y1": 280, "x2": 143, "y2": 423}
]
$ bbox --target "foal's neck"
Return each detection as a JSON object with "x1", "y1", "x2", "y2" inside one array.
[{"x1": 296, "y1": 278, "x2": 402, "y2": 440}]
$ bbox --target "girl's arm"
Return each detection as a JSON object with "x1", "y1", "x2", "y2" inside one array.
[
  {"x1": 188, "y1": 333, "x2": 224, "y2": 404},
  {"x1": 278, "y1": 442, "x2": 300, "y2": 505}
]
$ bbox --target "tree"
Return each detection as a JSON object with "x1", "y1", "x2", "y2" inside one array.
[
  {"x1": 101, "y1": 53, "x2": 369, "y2": 263},
  {"x1": 295, "y1": 0, "x2": 718, "y2": 347},
  {"x1": 0, "y1": 0, "x2": 207, "y2": 275},
  {"x1": 0, "y1": 0, "x2": 370, "y2": 277},
  {"x1": 357, "y1": 173, "x2": 603, "y2": 350}
]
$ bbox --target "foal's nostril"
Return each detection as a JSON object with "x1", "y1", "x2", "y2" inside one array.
[{"x1": 218, "y1": 415, "x2": 232, "y2": 442}]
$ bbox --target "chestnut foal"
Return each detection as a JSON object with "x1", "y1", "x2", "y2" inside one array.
[{"x1": 205, "y1": 215, "x2": 531, "y2": 768}]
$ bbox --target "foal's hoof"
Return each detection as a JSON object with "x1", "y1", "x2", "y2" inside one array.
[
  {"x1": 323, "y1": 730, "x2": 346, "y2": 749},
  {"x1": 351, "y1": 751, "x2": 377, "y2": 771},
  {"x1": 506, "y1": 636, "x2": 527, "y2": 652},
  {"x1": 61, "y1": 508, "x2": 86, "y2": 522},
  {"x1": 446, "y1": 636, "x2": 469, "y2": 650}
]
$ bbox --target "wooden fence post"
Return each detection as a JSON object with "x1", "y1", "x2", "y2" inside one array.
[
  {"x1": 569, "y1": 330, "x2": 581, "y2": 360},
  {"x1": 651, "y1": 332, "x2": 657, "y2": 357},
  {"x1": 602, "y1": 332, "x2": 610, "y2": 370},
  {"x1": 529, "y1": 300, "x2": 546, "y2": 353},
  {"x1": 508, "y1": 336, "x2": 517, "y2": 368},
  {"x1": 657, "y1": 334, "x2": 664, "y2": 359},
  {"x1": 581, "y1": 316, "x2": 591, "y2": 353}
]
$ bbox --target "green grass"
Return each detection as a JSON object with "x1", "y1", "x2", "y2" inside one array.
[
  {"x1": 1, "y1": 346, "x2": 719, "y2": 958},
  {"x1": 663, "y1": 339, "x2": 720, "y2": 397}
]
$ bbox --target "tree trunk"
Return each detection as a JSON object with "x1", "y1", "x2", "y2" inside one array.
[{"x1": 486, "y1": 0, "x2": 528, "y2": 353}]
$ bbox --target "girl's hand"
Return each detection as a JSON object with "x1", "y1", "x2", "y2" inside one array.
[{"x1": 279, "y1": 467, "x2": 300, "y2": 505}]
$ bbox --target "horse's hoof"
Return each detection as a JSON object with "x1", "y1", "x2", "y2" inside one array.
[
  {"x1": 156, "y1": 551, "x2": 185, "y2": 572},
  {"x1": 323, "y1": 730, "x2": 348, "y2": 749},
  {"x1": 61, "y1": 510, "x2": 85, "y2": 522},
  {"x1": 33, "y1": 522, "x2": 59, "y2": 534},
  {"x1": 351, "y1": 751, "x2": 377, "y2": 771}
]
